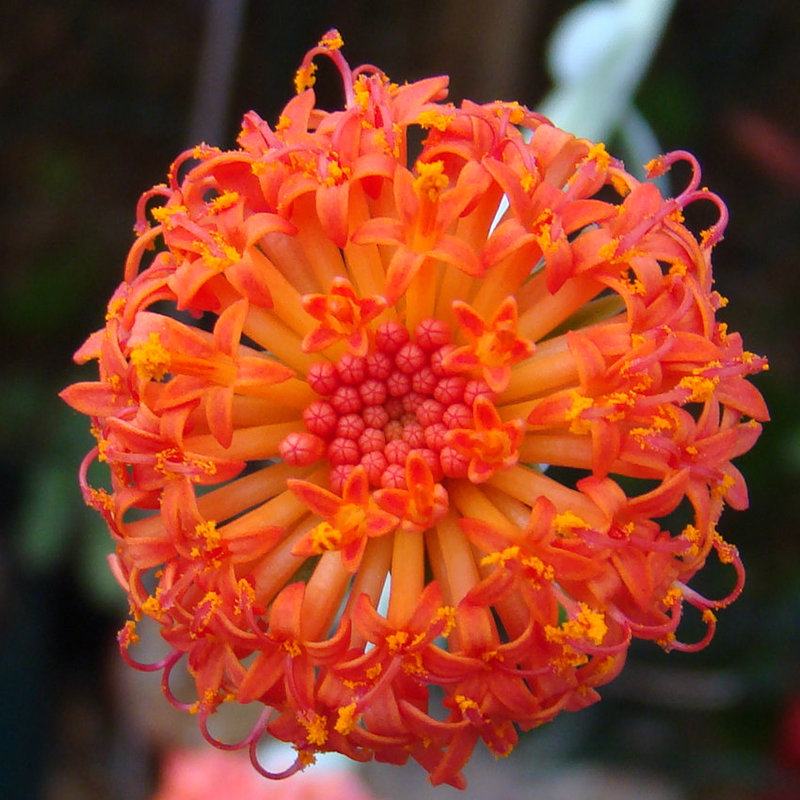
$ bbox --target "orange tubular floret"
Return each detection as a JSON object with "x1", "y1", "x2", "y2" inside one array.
[{"x1": 61, "y1": 30, "x2": 767, "y2": 790}]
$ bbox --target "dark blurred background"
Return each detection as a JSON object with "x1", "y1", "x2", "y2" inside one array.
[{"x1": 1, "y1": 1, "x2": 798, "y2": 798}]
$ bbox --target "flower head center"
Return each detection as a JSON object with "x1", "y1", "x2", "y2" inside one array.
[{"x1": 281, "y1": 316, "x2": 509, "y2": 494}]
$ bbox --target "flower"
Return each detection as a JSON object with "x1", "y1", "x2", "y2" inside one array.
[{"x1": 61, "y1": 31, "x2": 768, "y2": 789}]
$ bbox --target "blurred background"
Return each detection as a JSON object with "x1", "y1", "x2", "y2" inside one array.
[{"x1": 1, "y1": 1, "x2": 798, "y2": 798}]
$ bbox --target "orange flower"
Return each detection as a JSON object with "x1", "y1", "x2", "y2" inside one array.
[{"x1": 61, "y1": 31, "x2": 768, "y2": 789}]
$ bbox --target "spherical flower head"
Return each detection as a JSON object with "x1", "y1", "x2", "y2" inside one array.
[{"x1": 61, "y1": 30, "x2": 768, "y2": 789}]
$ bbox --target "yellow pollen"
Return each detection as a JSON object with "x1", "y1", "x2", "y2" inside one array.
[
  {"x1": 564, "y1": 390, "x2": 593, "y2": 433},
  {"x1": 658, "y1": 632, "x2": 676, "y2": 650},
  {"x1": 335, "y1": 702, "x2": 359, "y2": 735},
  {"x1": 413, "y1": 160, "x2": 449, "y2": 201},
  {"x1": 712, "y1": 290, "x2": 729, "y2": 307},
  {"x1": 96, "y1": 438, "x2": 109, "y2": 462},
  {"x1": 275, "y1": 114, "x2": 291, "y2": 131},
  {"x1": 662, "y1": 586, "x2": 683, "y2": 607},
  {"x1": 298, "y1": 751, "x2": 317, "y2": 768},
  {"x1": 130, "y1": 332, "x2": 170, "y2": 380},
  {"x1": 410, "y1": 631, "x2": 428, "y2": 648},
  {"x1": 712, "y1": 473, "x2": 736, "y2": 500},
  {"x1": 598, "y1": 237, "x2": 620, "y2": 262},
  {"x1": 141, "y1": 594, "x2": 162, "y2": 617},
  {"x1": 402, "y1": 652, "x2": 426, "y2": 675},
  {"x1": 546, "y1": 603, "x2": 607, "y2": 646},
  {"x1": 550, "y1": 645, "x2": 588, "y2": 672},
  {"x1": 106, "y1": 297, "x2": 126, "y2": 320},
  {"x1": 294, "y1": 62, "x2": 317, "y2": 93},
  {"x1": 308, "y1": 521, "x2": 343, "y2": 552},
  {"x1": 532, "y1": 208, "x2": 558, "y2": 252},
  {"x1": 702, "y1": 608, "x2": 717, "y2": 624},
  {"x1": 386, "y1": 630, "x2": 409, "y2": 652},
  {"x1": 88, "y1": 487, "x2": 114, "y2": 512},
  {"x1": 417, "y1": 109, "x2": 453, "y2": 131},
  {"x1": 195, "y1": 520, "x2": 221, "y2": 549},
  {"x1": 235, "y1": 579, "x2": 256, "y2": 613},
  {"x1": 283, "y1": 640, "x2": 302, "y2": 658},
  {"x1": 151, "y1": 204, "x2": 187, "y2": 228},
  {"x1": 208, "y1": 190, "x2": 239, "y2": 213},
  {"x1": 679, "y1": 374, "x2": 719, "y2": 403},
  {"x1": 196, "y1": 591, "x2": 223, "y2": 629},
  {"x1": 353, "y1": 75, "x2": 370, "y2": 109},
  {"x1": 455, "y1": 695, "x2": 480, "y2": 714},
  {"x1": 191, "y1": 144, "x2": 220, "y2": 161},
  {"x1": 520, "y1": 171, "x2": 537, "y2": 193},
  {"x1": 522, "y1": 555, "x2": 555, "y2": 582},
  {"x1": 365, "y1": 663, "x2": 383, "y2": 681},
  {"x1": 299, "y1": 712, "x2": 328, "y2": 746},
  {"x1": 481, "y1": 545, "x2": 519, "y2": 567},
  {"x1": 554, "y1": 510, "x2": 588, "y2": 535},
  {"x1": 121, "y1": 620, "x2": 140, "y2": 647},
  {"x1": 323, "y1": 160, "x2": 350, "y2": 187},
  {"x1": 189, "y1": 455, "x2": 217, "y2": 478},
  {"x1": 318, "y1": 30, "x2": 344, "y2": 50},
  {"x1": 669, "y1": 261, "x2": 688, "y2": 276},
  {"x1": 499, "y1": 101, "x2": 525, "y2": 125},
  {"x1": 435, "y1": 606, "x2": 456, "y2": 638},
  {"x1": 651, "y1": 410, "x2": 674, "y2": 431},
  {"x1": 628, "y1": 278, "x2": 646, "y2": 295},
  {"x1": 580, "y1": 142, "x2": 610, "y2": 173}
]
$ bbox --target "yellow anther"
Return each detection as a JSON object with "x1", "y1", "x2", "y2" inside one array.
[
  {"x1": 335, "y1": 702, "x2": 359, "y2": 735},
  {"x1": 151, "y1": 204, "x2": 187, "y2": 228},
  {"x1": 299, "y1": 712, "x2": 328, "y2": 746},
  {"x1": 662, "y1": 586, "x2": 683, "y2": 607},
  {"x1": 365, "y1": 663, "x2": 383, "y2": 681},
  {"x1": 413, "y1": 160, "x2": 449, "y2": 201},
  {"x1": 308, "y1": 521, "x2": 342, "y2": 552},
  {"x1": 435, "y1": 606, "x2": 456, "y2": 638},
  {"x1": 297, "y1": 751, "x2": 317, "y2": 768},
  {"x1": 120, "y1": 620, "x2": 140, "y2": 647},
  {"x1": 481, "y1": 545, "x2": 521, "y2": 567},
  {"x1": 105, "y1": 297, "x2": 126, "y2": 321},
  {"x1": 679, "y1": 374, "x2": 718, "y2": 403},
  {"x1": 554, "y1": 510, "x2": 588, "y2": 535},
  {"x1": 283, "y1": 640, "x2": 302, "y2": 658},
  {"x1": 195, "y1": 520, "x2": 221, "y2": 548},
  {"x1": 130, "y1": 332, "x2": 170, "y2": 380},
  {"x1": 564, "y1": 390, "x2": 593, "y2": 433},
  {"x1": 417, "y1": 110, "x2": 453, "y2": 131},
  {"x1": 386, "y1": 631, "x2": 409, "y2": 652},
  {"x1": 455, "y1": 695, "x2": 480, "y2": 714},
  {"x1": 208, "y1": 190, "x2": 239, "y2": 213},
  {"x1": 546, "y1": 603, "x2": 607, "y2": 646},
  {"x1": 141, "y1": 594, "x2": 162, "y2": 617},
  {"x1": 318, "y1": 29, "x2": 344, "y2": 50},
  {"x1": 669, "y1": 261, "x2": 688, "y2": 276},
  {"x1": 322, "y1": 160, "x2": 351, "y2": 187},
  {"x1": 353, "y1": 75, "x2": 371, "y2": 109},
  {"x1": 294, "y1": 62, "x2": 317, "y2": 93},
  {"x1": 498, "y1": 101, "x2": 525, "y2": 125}
]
